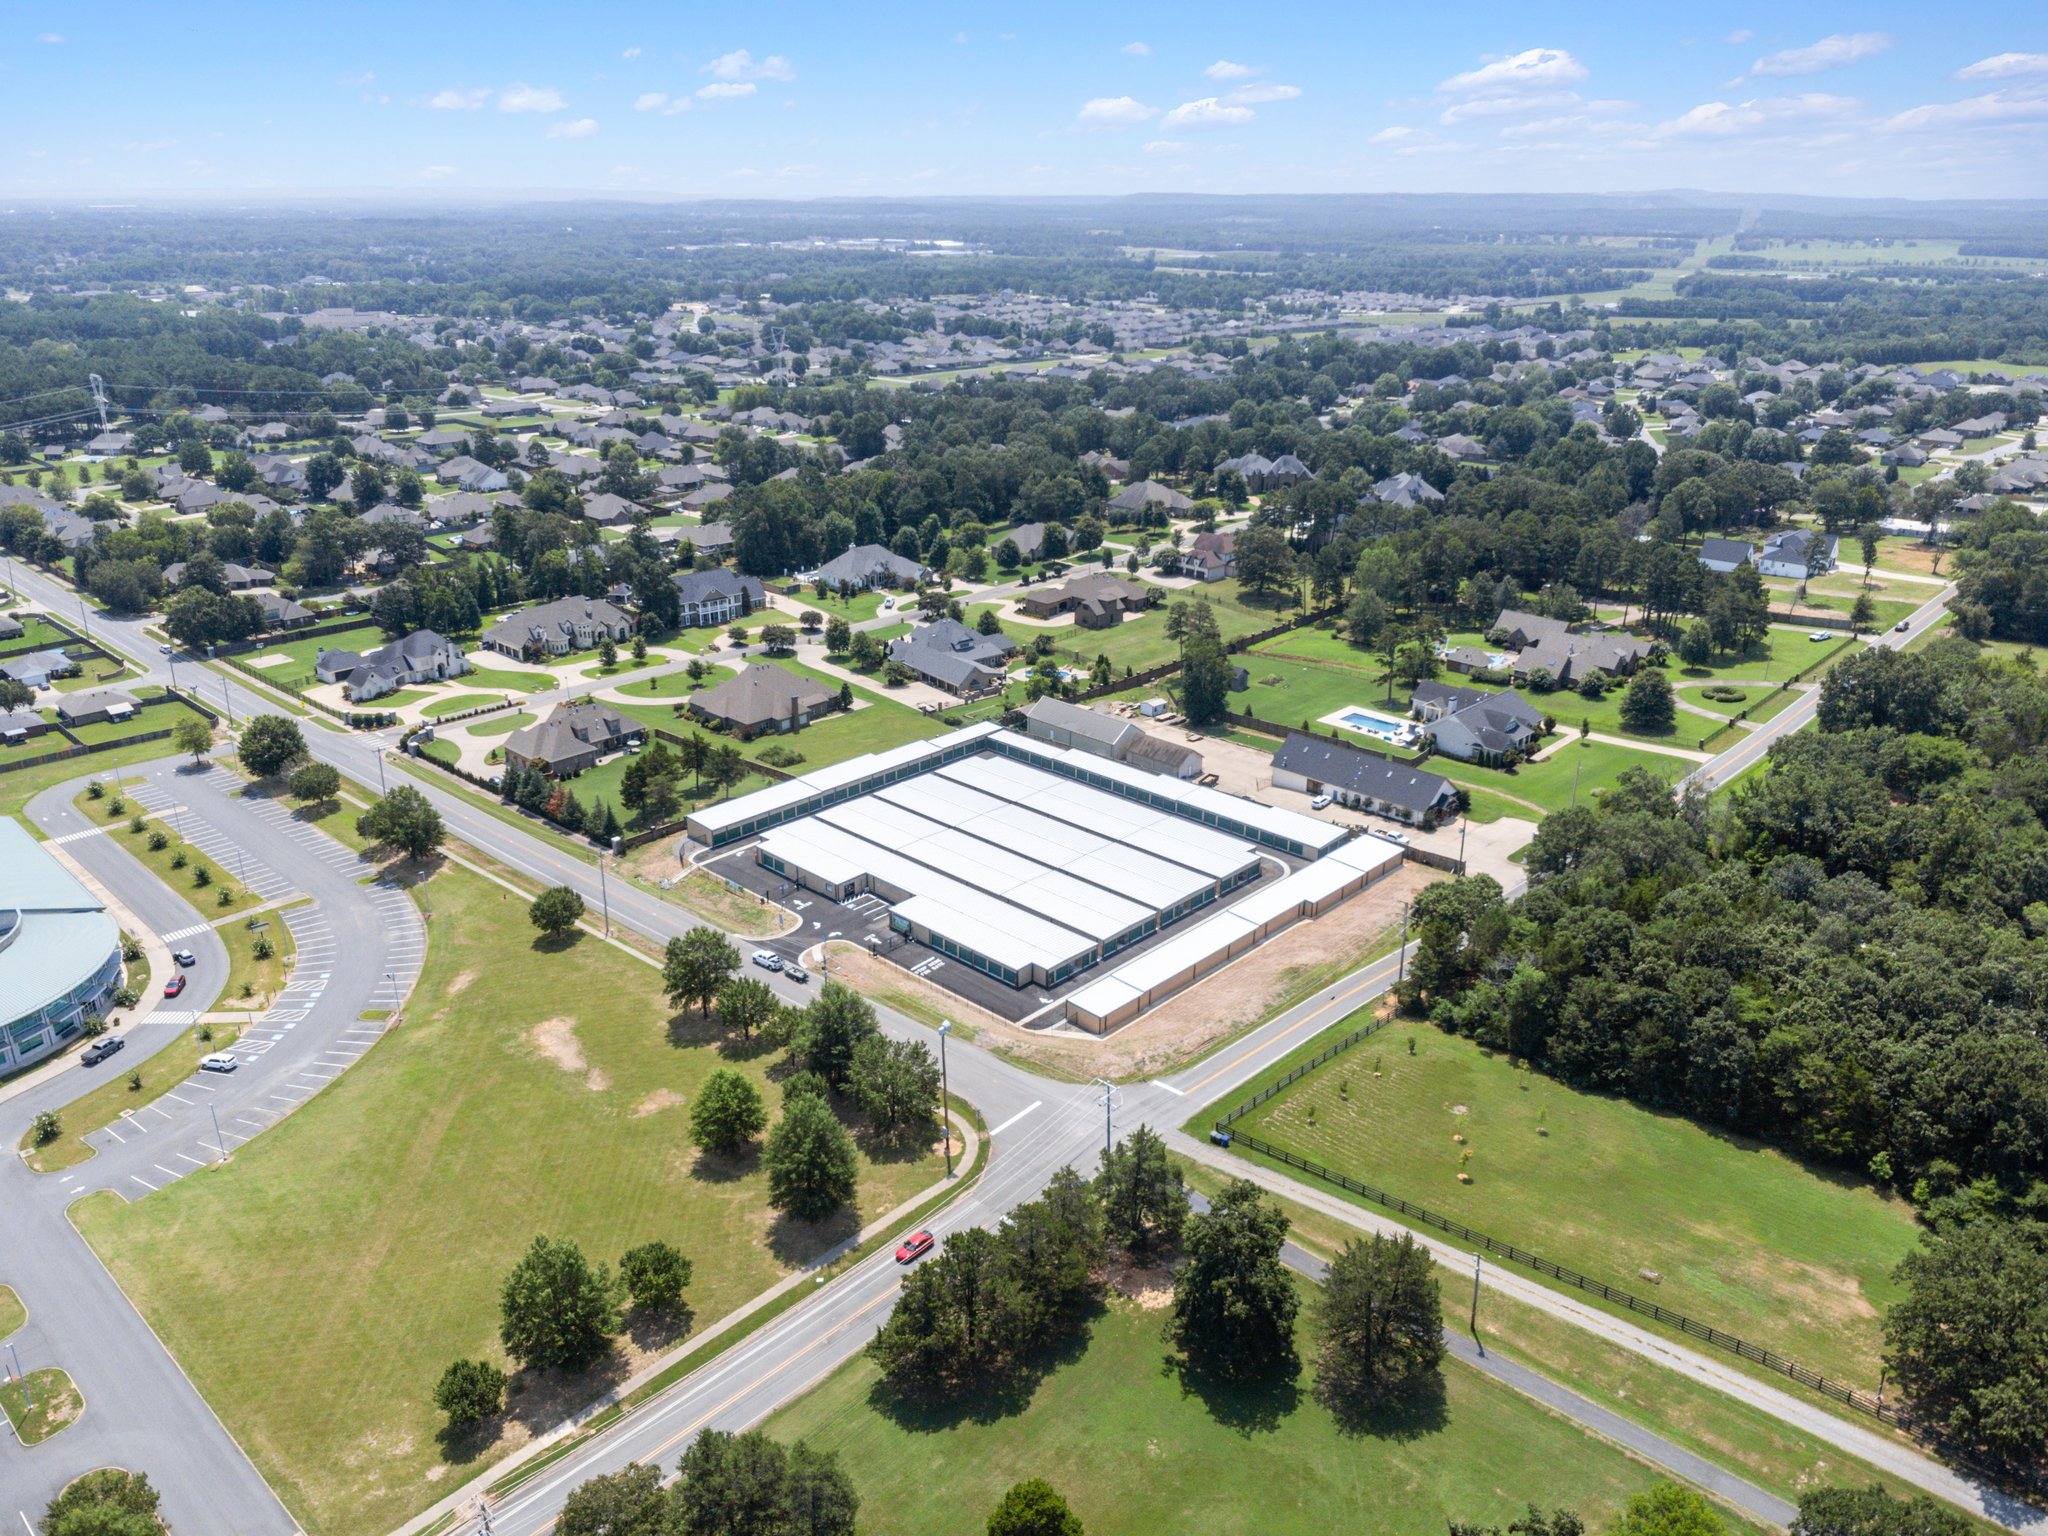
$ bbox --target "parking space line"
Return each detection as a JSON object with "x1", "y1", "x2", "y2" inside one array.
[{"x1": 130, "y1": 1174, "x2": 156, "y2": 1191}]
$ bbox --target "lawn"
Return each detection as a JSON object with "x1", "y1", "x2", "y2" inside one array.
[
  {"x1": 0, "y1": 736, "x2": 195, "y2": 827},
  {"x1": 64, "y1": 696, "x2": 213, "y2": 747},
  {"x1": 611, "y1": 666, "x2": 721, "y2": 699},
  {"x1": 766, "y1": 1281, "x2": 1753, "y2": 1536},
  {"x1": 469, "y1": 710, "x2": 535, "y2": 737},
  {"x1": 419, "y1": 692, "x2": 508, "y2": 719},
  {"x1": 732, "y1": 697, "x2": 947, "y2": 777},
  {"x1": 1073, "y1": 579, "x2": 1297, "y2": 673},
  {"x1": 76, "y1": 862, "x2": 948, "y2": 1536},
  {"x1": 0, "y1": 1283, "x2": 22, "y2": 1340},
  {"x1": 217, "y1": 906, "x2": 299, "y2": 1011},
  {"x1": 1228, "y1": 1019, "x2": 1920, "y2": 1388},
  {"x1": 18, "y1": 1023, "x2": 244, "y2": 1172},
  {"x1": 458, "y1": 663, "x2": 557, "y2": 694},
  {"x1": 0, "y1": 613, "x2": 71, "y2": 652},
  {"x1": 262, "y1": 622, "x2": 387, "y2": 673},
  {"x1": 1, "y1": 1367, "x2": 82, "y2": 1445},
  {"x1": 75, "y1": 785, "x2": 267, "y2": 917}
]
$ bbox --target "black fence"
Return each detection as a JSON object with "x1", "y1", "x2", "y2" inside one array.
[{"x1": 1210, "y1": 1015, "x2": 1909, "y2": 1432}]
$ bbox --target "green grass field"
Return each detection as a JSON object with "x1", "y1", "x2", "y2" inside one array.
[
  {"x1": 77, "y1": 862, "x2": 948, "y2": 1536},
  {"x1": 1058, "y1": 579, "x2": 1295, "y2": 673},
  {"x1": 469, "y1": 710, "x2": 535, "y2": 737},
  {"x1": 76, "y1": 785, "x2": 267, "y2": 916},
  {"x1": 0, "y1": 1283, "x2": 24, "y2": 1340},
  {"x1": 1, "y1": 1367, "x2": 82, "y2": 1445},
  {"x1": 256, "y1": 623, "x2": 388, "y2": 673},
  {"x1": 419, "y1": 692, "x2": 506, "y2": 719},
  {"x1": 767, "y1": 1282, "x2": 1760, "y2": 1536},
  {"x1": 1229, "y1": 1020, "x2": 1919, "y2": 1387}
]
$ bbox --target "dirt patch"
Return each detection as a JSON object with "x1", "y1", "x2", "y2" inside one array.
[
  {"x1": 1451, "y1": 1104, "x2": 1468, "y2": 1115},
  {"x1": 246, "y1": 652, "x2": 296, "y2": 668},
  {"x1": 634, "y1": 1088, "x2": 685, "y2": 1118},
  {"x1": 1105, "y1": 1257, "x2": 1176, "y2": 1311},
  {"x1": 529, "y1": 1016, "x2": 606, "y2": 1091},
  {"x1": 447, "y1": 969, "x2": 478, "y2": 997}
]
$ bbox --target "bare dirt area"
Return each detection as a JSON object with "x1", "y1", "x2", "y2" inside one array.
[
  {"x1": 1103, "y1": 1257, "x2": 1176, "y2": 1310},
  {"x1": 624, "y1": 849, "x2": 797, "y2": 938},
  {"x1": 528, "y1": 1016, "x2": 609, "y2": 1091},
  {"x1": 825, "y1": 864, "x2": 1436, "y2": 1081}
]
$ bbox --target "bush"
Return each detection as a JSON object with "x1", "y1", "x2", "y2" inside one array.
[
  {"x1": 289, "y1": 761, "x2": 341, "y2": 802},
  {"x1": 1700, "y1": 685, "x2": 1747, "y2": 702},
  {"x1": 529, "y1": 885, "x2": 586, "y2": 938},
  {"x1": 128, "y1": 814, "x2": 146, "y2": 833},
  {"x1": 171, "y1": 849, "x2": 187, "y2": 869},
  {"x1": 690, "y1": 1068, "x2": 768, "y2": 1156},
  {"x1": 252, "y1": 935, "x2": 275, "y2": 960},
  {"x1": 85, "y1": 780, "x2": 106, "y2": 800},
  {"x1": 192, "y1": 864, "x2": 212, "y2": 888},
  {"x1": 619, "y1": 1240, "x2": 693, "y2": 1312},
  {"x1": 31, "y1": 1109, "x2": 60, "y2": 1145},
  {"x1": 147, "y1": 828, "x2": 168, "y2": 851},
  {"x1": 433, "y1": 1358, "x2": 506, "y2": 1427}
]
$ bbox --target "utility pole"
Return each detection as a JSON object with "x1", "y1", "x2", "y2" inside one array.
[
  {"x1": 937, "y1": 1021, "x2": 953, "y2": 1177},
  {"x1": 1396, "y1": 901, "x2": 1410, "y2": 983},
  {"x1": 1457, "y1": 815, "x2": 1469, "y2": 873},
  {"x1": 218, "y1": 673, "x2": 233, "y2": 724},
  {"x1": 7, "y1": 1341, "x2": 29, "y2": 1411},
  {"x1": 210, "y1": 1102, "x2": 226, "y2": 1162},
  {"x1": 1570, "y1": 758, "x2": 1582, "y2": 810},
  {"x1": 1092, "y1": 1076, "x2": 1122, "y2": 1157}
]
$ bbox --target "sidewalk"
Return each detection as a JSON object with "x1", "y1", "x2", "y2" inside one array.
[{"x1": 389, "y1": 1113, "x2": 984, "y2": 1536}]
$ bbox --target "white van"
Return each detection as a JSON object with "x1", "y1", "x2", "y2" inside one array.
[{"x1": 199, "y1": 1052, "x2": 239, "y2": 1073}]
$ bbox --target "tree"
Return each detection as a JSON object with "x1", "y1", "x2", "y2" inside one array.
[
  {"x1": 690, "y1": 1068, "x2": 768, "y2": 1156},
  {"x1": 1617, "y1": 668, "x2": 1675, "y2": 733},
  {"x1": 988, "y1": 1479, "x2": 1084, "y2": 1536},
  {"x1": 673, "y1": 1430, "x2": 859, "y2": 1536},
  {"x1": 763, "y1": 1093, "x2": 859, "y2": 1223},
  {"x1": 1614, "y1": 1483, "x2": 1726, "y2": 1536},
  {"x1": 1314, "y1": 1232, "x2": 1444, "y2": 1416},
  {"x1": 663, "y1": 927, "x2": 739, "y2": 1017},
  {"x1": 289, "y1": 761, "x2": 340, "y2": 803},
  {"x1": 1885, "y1": 1223, "x2": 2048, "y2": 1463},
  {"x1": 433, "y1": 1358, "x2": 506, "y2": 1427},
  {"x1": 1449, "y1": 1507, "x2": 1586, "y2": 1536},
  {"x1": 236, "y1": 713, "x2": 306, "y2": 779},
  {"x1": 794, "y1": 982, "x2": 880, "y2": 1089},
  {"x1": 1677, "y1": 619, "x2": 1714, "y2": 668},
  {"x1": 621, "y1": 740, "x2": 684, "y2": 825},
  {"x1": 1849, "y1": 592, "x2": 1877, "y2": 634},
  {"x1": 1180, "y1": 621, "x2": 1233, "y2": 727},
  {"x1": 172, "y1": 715, "x2": 213, "y2": 763},
  {"x1": 1234, "y1": 525, "x2": 1296, "y2": 601},
  {"x1": 823, "y1": 615, "x2": 851, "y2": 653},
  {"x1": 530, "y1": 885, "x2": 585, "y2": 938},
  {"x1": 41, "y1": 1469, "x2": 162, "y2": 1536},
  {"x1": 848, "y1": 1034, "x2": 941, "y2": 1141},
  {"x1": 619, "y1": 1240, "x2": 693, "y2": 1312},
  {"x1": 1096, "y1": 1125, "x2": 1187, "y2": 1258},
  {"x1": 716, "y1": 975, "x2": 779, "y2": 1040},
  {"x1": 759, "y1": 623, "x2": 797, "y2": 653},
  {"x1": 1166, "y1": 1178, "x2": 1298, "y2": 1381},
  {"x1": 558, "y1": 1463, "x2": 674, "y2": 1536},
  {"x1": 1790, "y1": 1485, "x2": 1972, "y2": 1536},
  {"x1": 356, "y1": 786, "x2": 445, "y2": 862},
  {"x1": 499, "y1": 1235, "x2": 622, "y2": 1373}
]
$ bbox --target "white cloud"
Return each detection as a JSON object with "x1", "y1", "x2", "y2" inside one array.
[
  {"x1": 776, "y1": 163, "x2": 821, "y2": 178},
  {"x1": 1724, "y1": 29, "x2": 1753, "y2": 45},
  {"x1": 703, "y1": 49, "x2": 794, "y2": 82},
  {"x1": 338, "y1": 70, "x2": 376, "y2": 89},
  {"x1": 424, "y1": 87, "x2": 490, "y2": 111},
  {"x1": 635, "y1": 91, "x2": 691, "y2": 115},
  {"x1": 1161, "y1": 97, "x2": 1256, "y2": 130},
  {"x1": 1123, "y1": 41, "x2": 1150, "y2": 56},
  {"x1": 1956, "y1": 52, "x2": 2048, "y2": 80},
  {"x1": 1884, "y1": 87, "x2": 2048, "y2": 131},
  {"x1": 1203, "y1": 60, "x2": 1256, "y2": 81},
  {"x1": 547, "y1": 118, "x2": 599, "y2": 139},
  {"x1": 621, "y1": 45, "x2": 641, "y2": 59},
  {"x1": 1144, "y1": 139, "x2": 1186, "y2": 153},
  {"x1": 1076, "y1": 95, "x2": 1156, "y2": 127},
  {"x1": 414, "y1": 164, "x2": 457, "y2": 180},
  {"x1": 1749, "y1": 33, "x2": 1890, "y2": 77},
  {"x1": 695, "y1": 81, "x2": 757, "y2": 102},
  {"x1": 1439, "y1": 47, "x2": 1586, "y2": 96},
  {"x1": 1657, "y1": 92, "x2": 1859, "y2": 137},
  {"x1": 1227, "y1": 83, "x2": 1300, "y2": 105},
  {"x1": 498, "y1": 82, "x2": 566, "y2": 113},
  {"x1": 1441, "y1": 89, "x2": 1585, "y2": 124},
  {"x1": 36, "y1": 32, "x2": 62, "y2": 43},
  {"x1": 1369, "y1": 125, "x2": 1427, "y2": 144}
]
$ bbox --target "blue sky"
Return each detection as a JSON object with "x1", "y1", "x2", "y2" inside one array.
[{"x1": 5, "y1": 2, "x2": 2045, "y2": 200}]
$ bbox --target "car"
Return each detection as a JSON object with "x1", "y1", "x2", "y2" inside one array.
[
  {"x1": 783, "y1": 962, "x2": 810, "y2": 984},
  {"x1": 80, "y1": 1036, "x2": 125, "y2": 1066},
  {"x1": 881, "y1": 597, "x2": 895, "y2": 611},
  {"x1": 1379, "y1": 829, "x2": 1410, "y2": 845},
  {"x1": 1808, "y1": 631, "x2": 1832, "y2": 642},
  {"x1": 172, "y1": 949, "x2": 197, "y2": 968},
  {"x1": 1310, "y1": 793, "x2": 1333, "y2": 810},
  {"x1": 163, "y1": 974, "x2": 187, "y2": 998},
  {"x1": 199, "y1": 1052, "x2": 239, "y2": 1073},
  {"x1": 158, "y1": 643, "x2": 173, "y2": 655},
  {"x1": 1894, "y1": 619, "x2": 1911, "y2": 632},
  {"x1": 894, "y1": 1230, "x2": 935, "y2": 1264},
  {"x1": 751, "y1": 949, "x2": 783, "y2": 972}
]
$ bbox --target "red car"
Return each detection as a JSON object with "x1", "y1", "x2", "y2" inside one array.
[
  {"x1": 163, "y1": 974, "x2": 187, "y2": 998},
  {"x1": 894, "y1": 1230, "x2": 935, "y2": 1264}
]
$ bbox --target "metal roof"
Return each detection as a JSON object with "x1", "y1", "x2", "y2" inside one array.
[{"x1": 0, "y1": 820, "x2": 120, "y2": 1024}]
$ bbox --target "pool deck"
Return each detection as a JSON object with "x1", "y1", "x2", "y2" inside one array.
[{"x1": 1317, "y1": 704, "x2": 1424, "y2": 748}]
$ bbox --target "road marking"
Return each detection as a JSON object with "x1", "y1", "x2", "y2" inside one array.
[
  {"x1": 154, "y1": 1163, "x2": 181, "y2": 1179},
  {"x1": 1148, "y1": 1080, "x2": 1186, "y2": 1096},
  {"x1": 162, "y1": 1090, "x2": 193, "y2": 1105},
  {"x1": 989, "y1": 1101, "x2": 1042, "y2": 1137},
  {"x1": 176, "y1": 1152, "x2": 206, "y2": 1166},
  {"x1": 1179, "y1": 952, "x2": 1402, "y2": 1095},
  {"x1": 102, "y1": 1124, "x2": 126, "y2": 1143},
  {"x1": 130, "y1": 1174, "x2": 156, "y2": 1191}
]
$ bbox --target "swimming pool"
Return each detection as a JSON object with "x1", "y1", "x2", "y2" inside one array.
[{"x1": 1333, "y1": 706, "x2": 1412, "y2": 742}]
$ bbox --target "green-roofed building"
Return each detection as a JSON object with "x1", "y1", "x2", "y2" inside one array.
[{"x1": 0, "y1": 819, "x2": 125, "y2": 1071}]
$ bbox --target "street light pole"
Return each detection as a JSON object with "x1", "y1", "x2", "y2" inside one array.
[
  {"x1": 1470, "y1": 1253, "x2": 1484, "y2": 1350},
  {"x1": 1397, "y1": 901, "x2": 1410, "y2": 983},
  {"x1": 1092, "y1": 1076, "x2": 1122, "y2": 1157},
  {"x1": 937, "y1": 1021, "x2": 953, "y2": 1177},
  {"x1": 218, "y1": 672, "x2": 233, "y2": 724},
  {"x1": 7, "y1": 1341, "x2": 30, "y2": 1410},
  {"x1": 210, "y1": 1102, "x2": 226, "y2": 1162}
]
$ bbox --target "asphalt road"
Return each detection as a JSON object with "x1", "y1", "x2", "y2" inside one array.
[
  {"x1": 13, "y1": 557, "x2": 2032, "y2": 1536},
  {"x1": 2, "y1": 760, "x2": 423, "y2": 1534}
]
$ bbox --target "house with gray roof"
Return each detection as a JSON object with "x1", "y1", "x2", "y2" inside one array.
[
  {"x1": 686, "y1": 663, "x2": 837, "y2": 739},
  {"x1": 1491, "y1": 608, "x2": 1649, "y2": 687},
  {"x1": 1017, "y1": 697, "x2": 1202, "y2": 779},
  {"x1": 1270, "y1": 733, "x2": 1458, "y2": 826},
  {"x1": 672, "y1": 569, "x2": 765, "y2": 627},
  {"x1": 55, "y1": 688, "x2": 139, "y2": 727},
  {"x1": 504, "y1": 701, "x2": 632, "y2": 778},
  {"x1": 317, "y1": 629, "x2": 466, "y2": 702},
  {"x1": 481, "y1": 597, "x2": 632, "y2": 659},
  {"x1": 888, "y1": 618, "x2": 1016, "y2": 694},
  {"x1": 1410, "y1": 682, "x2": 1545, "y2": 765},
  {"x1": 0, "y1": 649, "x2": 78, "y2": 688},
  {"x1": 814, "y1": 543, "x2": 927, "y2": 593},
  {"x1": 1108, "y1": 479, "x2": 1194, "y2": 516}
]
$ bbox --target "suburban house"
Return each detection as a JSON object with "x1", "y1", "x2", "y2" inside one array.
[
  {"x1": 1108, "y1": 480, "x2": 1195, "y2": 517},
  {"x1": 1367, "y1": 472, "x2": 1445, "y2": 508},
  {"x1": 0, "y1": 706, "x2": 49, "y2": 745},
  {"x1": 582, "y1": 492, "x2": 644, "y2": 527},
  {"x1": 0, "y1": 615, "x2": 23, "y2": 642},
  {"x1": 503, "y1": 701, "x2": 634, "y2": 778},
  {"x1": 1697, "y1": 537, "x2": 1753, "y2": 575},
  {"x1": 55, "y1": 689, "x2": 140, "y2": 728},
  {"x1": 888, "y1": 618, "x2": 1017, "y2": 694},
  {"x1": 1754, "y1": 529, "x2": 1839, "y2": 579},
  {"x1": 316, "y1": 629, "x2": 467, "y2": 702},
  {"x1": 253, "y1": 592, "x2": 317, "y2": 631},
  {"x1": 1017, "y1": 697, "x2": 1203, "y2": 779},
  {"x1": 1156, "y1": 530, "x2": 1236, "y2": 582},
  {"x1": 1216, "y1": 452, "x2": 1313, "y2": 492},
  {"x1": 813, "y1": 543, "x2": 926, "y2": 592},
  {"x1": 672, "y1": 569, "x2": 765, "y2": 628},
  {"x1": 481, "y1": 597, "x2": 633, "y2": 660},
  {"x1": 162, "y1": 560, "x2": 275, "y2": 590},
  {"x1": 686, "y1": 663, "x2": 838, "y2": 738},
  {"x1": 1014, "y1": 572, "x2": 1149, "y2": 628},
  {"x1": 0, "y1": 650, "x2": 78, "y2": 688},
  {"x1": 1410, "y1": 682, "x2": 1545, "y2": 765},
  {"x1": 435, "y1": 455, "x2": 511, "y2": 493},
  {"x1": 1270, "y1": 733, "x2": 1459, "y2": 827},
  {"x1": 1003, "y1": 522, "x2": 1050, "y2": 561},
  {"x1": 1491, "y1": 608, "x2": 1649, "y2": 687}
]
